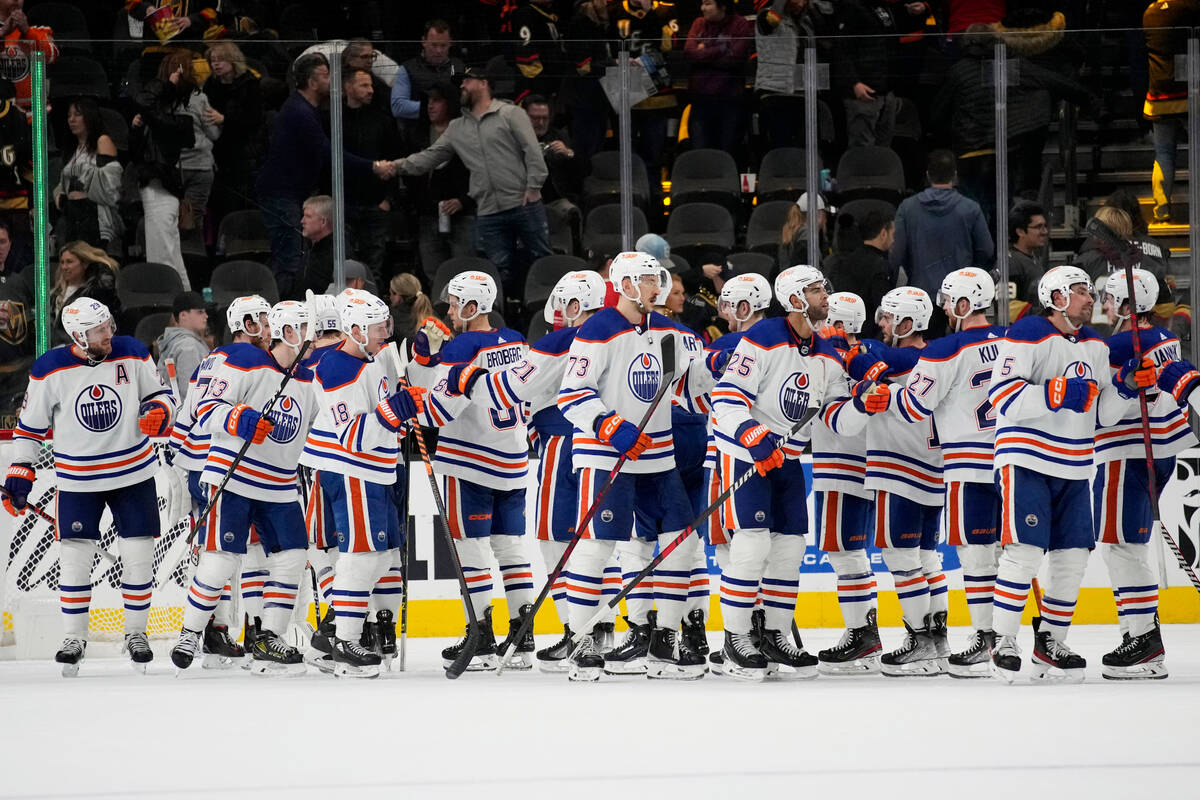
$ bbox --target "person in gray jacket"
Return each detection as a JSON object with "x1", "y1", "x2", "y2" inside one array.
[
  {"x1": 156, "y1": 291, "x2": 210, "y2": 400},
  {"x1": 391, "y1": 62, "x2": 550, "y2": 304}
]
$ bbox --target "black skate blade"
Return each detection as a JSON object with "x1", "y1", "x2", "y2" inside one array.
[{"x1": 1101, "y1": 664, "x2": 1169, "y2": 680}]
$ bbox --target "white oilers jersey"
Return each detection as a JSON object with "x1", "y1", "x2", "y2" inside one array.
[
  {"x1": 14, "y1": 336, "x2": 176, "y2": 491},
  {"x1": 864, "y1": 345, "x2": 943, "y2": 505},
  {"x1": 300, "y1": 341, "x2": 402, "y2": 484},
  {"x1": 194, "y1": 343, "x2": 317, "y2": 503},
  {"x1": 808, "y1": 333, "x2": 869, "y2": 497},
  {"x1": 413, "y1": 327, "x2": 530, "y2": 490},
  {"x1": 466, "y1": 325, "x2": 580, "y2": 439},
  {"x1": 558, "y1": 308, "x2": 711, "y2": 474},
  {"x1": 988, "y1": 316, "x2": 1132, "y2": 479},
  {"x1": 169, "y1": 346, "x2": 233, "y2": 472},
  {"x1": 712, "y1": 317, "x2": 866, "y2": 464},
  {"x1": 1095, "y1": 327, "x2": 1196, "y2": 462},
  {"x1": 892, "y1": 325, "x2": 1006, "y2": 484}
]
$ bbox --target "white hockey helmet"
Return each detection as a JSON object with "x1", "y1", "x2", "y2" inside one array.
[
  {"x1": 1102, "y1": 268, "x2": 1159, "y2": 320},
  {"x1": 268, "y1": 300, "x2": 311, "y2": 350},
  {"x1": 61, "y1": 297, "x2": 115, "y2": 351},
  {"x1": 442, "y1": 271, "x2": 497, "y2": 322},
  {"x1": 827, "y1": 291, "x2": 867, "y2": 335},
  {"x1": 310, "y1": 293, "x2": 341, "y2": 334},
  {"x1": 544, "y1": 270, "x2": 607, "y2": 324},
  {"x1": 875, "y1": 286, "x2": 933, "y2": 335},
  {"x1": 337, "y1": 288, "x2": 392, "y2": 347},
  {"x1": 1038, "y1": 265, "x2": 1094, "y2": 312},
  {"x1": 774, "y1": 265, "x2": 830, "y2": 314},
  {"x1": 609, "y1": 250, "x2": 669, "y2": 305},
  {"x1": 226, "y1": 295, "x2": 272, "y2": 337},
  {"x1": 719, "y1": 273, "x2": 771, "y2": 323},
  {"x1": 937, "y1": 268, "x2": 996, "y2": 318}
]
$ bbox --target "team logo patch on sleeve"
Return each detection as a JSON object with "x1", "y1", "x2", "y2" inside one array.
[
  {"x1": 778, "y1": 372, "x2": 812, "y2": 421},
  {"x1": 267, "y1": 395, "x2": 303, "y2": 443},
  {"x1": 74, "y1": 385, "x2": 122, "y2": 432},
  {"x1": 627, "y1": 353, "x2": 662, "y2": 402}
]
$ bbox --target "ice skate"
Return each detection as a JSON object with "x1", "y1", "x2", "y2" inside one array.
[
  {"x1": 947, "y1": 629, "x2": 995, "y2": 679},
  {"x1": 171, "y1": 629, "x2": 202, "y2": 671},
  {"x1": 929, "y1": 610, "x2": 949, "y2": 673},
  {"x1": 1102, "y1": 625, "x2": 1168, "y2": 680},
  {"x1": 750, "y1": 608, "x2": 766, "y2": 649},
  {"x1": 55, "y1": 637, "x2": 87, "y2": 678},
  {"x1": 376, "y1": 610, "x2": 396, "y2": 668},
  {"x1": 305, "y1": 607, "x2": 336, "y2": 672},
  {"x1": 592, "y1": 621, "x2": 615, "y2": 652},
  {"x1": 646, "y1": 626, "x2": 706, "y2": 680},
  {"x1": 122, "y1": 632, "x2": 153, "y2": 673},
  {"x1": 536, "y1": 625, "x2": 574, "y2": 673},
  {"x1": 991, "y1": 634, "x2": 1021, "y2": 684},
  {"x1": 682, "y1": 608, "x2": 709, "y2": 656},
  {"x1": 760, "y1": 628, "x2": 818, "y2": 680},
  {"x1": 880, "y1": 618, "x2": 941, "y2": 677},
  {"x1": 441, "y1": 607, "x2": 498, "y2": 672},
  {"x1": 708, "y1": 650, "x2": 725, "y2": 675},
  {"x1": 602, "y1": 613, "x2": 652, "y2": 675},
  {"x1": 332, "y1": 637, "x2": 382, "y2": 679},
  {"x1": 360, "y1": 619, "x2": 380, "y2": 656},
  {"x1": 568, "y1": 633, "x2": 603, "y2": 682},
  {"x1": 240, "y1": 615, "x2": 261, "y2": 671},
  {"x1": 497, "y1": 603, "x2": 535, "y2": 671},
  {"x1": 249, "y1": 629, "x2": 306, "y2": 676},
  {"x1": 202, "y1": 619, "x2": 245, "y2": 669},
  {"x1": 818, "y1": 609, "x2": 882, "y2": 675},
  {"x1": 1030, "y1": 629, "x2": 1086, "y2": 684},
  {"x1": 719, "y1": 630, "x2": 766, "y2": 682}
]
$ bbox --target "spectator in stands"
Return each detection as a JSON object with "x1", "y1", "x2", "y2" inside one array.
[
  {"x1": 0, "y1": 0, "x2": 56, "y2": 117},
  {"x1": 50, "y1": 241, "x2": 120, "y2": 347},
  {"x1": 0, "y1": 80, "x2": 32, "y2": 269},
  {"x1": 1144, "y1": 0, "x2": 1200, "y2": 222},
  {"x1": 525, "y1": 94, "x2": 584, "y2": 253},
  {"x1": 1106, "y1": 188, "x2": 1171, "y2": 279},
  {"x1": 392, "y1": 62, "x2": 550, "y2": 306},
  {"x1": 0, "y1": 218, "x2": 32, "y2": 429},
  {"x1": 564, "y1": 0, "x2": 615, "y2": 161},
  {"x1": 0, "y1": 219, "x2": 22, "y2": 274},
  {"x1": 1006, "y1": 200, "x2": 1048, "y2": 322},
  {"x1": 754, "y1": 0, "x2": 833, "y2": 151},
  {"x1": 505, "y1": 0, "x2": 565, "y2": 101},
  {"x1": 778, "y1": 192, "x2": 831, "y2": 270},
  {"x1": 255, "y1": 53, "x2": 392, "y2": 297},
  {"x1": 299, "y1": 194, "x2": 334, "y2": 298},
  {"x1": 659, "y1": 272, "x2": 686, "y2": 318},
  {"x1": 204, "y1": 40, "x2": 263, "y2": 228},
  {"x1": 613, "y1": 0, "x2": 680, "y2": 170},
  {"x1": 389, "y1": 272, "x2": 435, "y2": 344},
  {"x1": 325, "y1": 259, "x2": 377, "y2": 295},
  {"x1": 889, "y1": 149, "x2": 994, "y2": 299},
  {"x1": 155, "y1": 291, "x2": 210, "y2": 400},
  {"x1": 342, "y1": 67, "x2": 403, "y2": 285},
  {"x1": 342, "y1": 39, "x2": 394, "y2": 117},
  {"x1": 130, "y1": 57, "x2": 197, "y2": 290},
  {"x1": 684, "y1": 0, "x2": 754, "y2": 153},
  {"x1": 825, "y1": 207, "x2": 893, "y2": 340},
  {"x1": 391, "y1": 19, "x2": 466, "y2": 127},
  {"x1": 154, "y1": 50, "x2": 222, "y2": 235},
  {"x1": 832, "y1": 0, "x2": 901, "y2": 147},
  {"x1": 1075, "y1": 204, "x2": 1176, "y2": 331},
  {"x1": 400, "y1": 82, "x2": 476, "y2": 283},
  {"x1": 54, "y1": 98, "x2": 122, "y2": 255}
]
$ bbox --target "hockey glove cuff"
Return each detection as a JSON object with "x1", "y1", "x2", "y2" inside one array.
[
  {"x1": 1045, "y1": 377, "x2": 1098, "y2": 412},
  {"x1": 846, "y1": 347, "x2": 892, "y2": 382},
  {"x1": 138, "y1": 400, "x2": 172, "y2": 436},
  {"x1": 705, "y1": 348, "x2": 731, "y2": 378},
  {"x1": 376, "y1": 386, "x2": 427, "y2": 430},
  {"x1": 1114, "y1": 356, "x2": 1159, "y2": 400},
  {"x1": 414, "y1": 317, "x2": 451, "y2": 366},
  {"x1": 851, "y1": 380, "x2": 891, "y2": 414},
  {"x1": 595, "y1": 412, "x2": 652, "y2": 460},
  {"x1": 445, "y1": 364, "x2": 486, "y2": 398},
  {"x1": 735, "y1": 420, "x2": 784, "y2": 476},
  {"x1": 2, "y1": 463, "x2": 34, "y2": 516},
  {"x1": 1158, "y1": 359, "x2": 1200, "y2": 405},
  {"x1": 226, "y1": 403, "x2": 274, "y2": 444}
]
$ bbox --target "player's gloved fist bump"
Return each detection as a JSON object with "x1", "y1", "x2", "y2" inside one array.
[
  {"x1": 595, "y1": 412, "x2": 652, "y2": 460},
  {"x1": 1158, "y1": 359, "x2": 1200, "y2": 405},
  {"x1": 735, "y1": 420, "x2": 784, "y2": 476},
  {"x1": 445, "y1": 364, "x2": 486, "y2": 397},
  {"x1": 705, "y1": 348, "x2": 731, "y2": 377},
  {"x1": 375, "y1": 386, "x2": 427, "y2": 430},
  {"x1": 414, "y1": 317, "x2": 451, "y2": 366},
  {"x1": 137, "y1": 400, "x2": 171, "y2": 436},
  {"x1": 226, "y1": 403, "x2": 274, "y2": 444},
  {"x1": 2, "y1": 463, "x2": 34, "y2": 516},
  {"x1": 846, "y1": 348, "x2": 892, "y2": 382},
  {"x1": 1115, "y1": 356, "x2": 1159, "y2": 399},
  {"x1": 851, "y1": 379, "x2": 891, "y2": 414},
  {"x1": 1045, "y1": 376, "x2": 1098, "y2": 412}
]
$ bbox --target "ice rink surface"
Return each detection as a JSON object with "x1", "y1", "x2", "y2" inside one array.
[{"x1": 2, "y1": 624, "x2": 1199, "y2": 800}]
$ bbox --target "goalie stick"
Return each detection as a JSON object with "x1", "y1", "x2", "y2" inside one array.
[
  {"x1": 1086, "y1": 217, "x2": 1200, "y2": 595},
  {"x1": 496, "y1": 333, "x2": 678, "y2": 674}
]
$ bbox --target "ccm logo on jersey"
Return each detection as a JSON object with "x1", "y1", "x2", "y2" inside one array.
[
  {"x1": 779, "y1": 372, "x2": 811, "y2": 421},
  {"x1": 1064, "y1": 361, "x2": 1093, "y2": 380},
  {"x1": 74, "y1": 385, "x2": 122, "y2": 432},
  {"x1": 266, "y1": 395, "x2": 303, "y2": 444},
  {"x1": 627, "y1": 353, "x2": 662, "y2": 402}
]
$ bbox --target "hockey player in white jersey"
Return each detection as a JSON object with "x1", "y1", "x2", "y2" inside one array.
[
  {"x1": 710, "y1": 267, "x2": 875, "y2": 681},
  {"x1": 299, "y1": 290, "x2": 424, "y2": 677},
  {"x1": 407, "y1": 272, "x2": 535, "y2": 671},
  {"x1": 169, "y1": 301, "x2": 323, "y2": 675},
  {"x1": 811, "y1": 292, "x2": 885, "y2": 674},
  {"x1": 1092, "y1": 269, "x2": 1193, "y2": 678},
  {"x1": 4, "y1": 298, "x2": 176, "y2": 675},
  {"x1": 987, "y1": 266, "x2": 1146, "y2": 683},
  {"x1": 845, "y1": 287, "x2": 948, "y2": 676},
  {"x1": 884, "y1": 269, "x2": 1007, "y2": 677},
  {"x1": 559, "y1": 251, "x2": 715, "y2": 681}
]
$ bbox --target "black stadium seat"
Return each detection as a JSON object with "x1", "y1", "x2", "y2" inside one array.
[
  {"x1": 217, "y1": 210, "x2": 271, "y2": 261},
  {"x1": 582, "y1": 151, "x2": 651, "y2": 214},
  {"x1": 835, "y1": 146, "x2": 906, "y2": 205},
  {"x1": 745, "y1": 200, "x2": 793, "y2": 261},
  {"x1": 525, "y1": 254, "x2": 588, "y2": 308},
  {"x1": 116, "y1": 262, "x2": 184, "y2": 311},
  {"x1": 757, "y1": 147, "x2": 817, "y2": 203},
  {"x1": 666, "y1": 202, "x2": 735, "y2": 268},
  {"x1": 209, "y1": 260, "x2": 279, "y2": 306},
  {"x1": 582, "y1": 205, "x2": 648, "y2": 260},
  {"x1": 670, "y1": 149, "x2": 740, "y2": 212}
]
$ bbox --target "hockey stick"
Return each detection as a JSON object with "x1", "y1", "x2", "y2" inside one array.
[
  {"x1": 572, "y1": 406, "x2": 822, "y2": 643},
  {"x1": 1086, "y1": 218, "x2": 1200, "y2": 595},
  {"x1": 399, "y1": 434, "x2": 411, "y2": 672},
  {"x1": 1030, "y1": 576, "x2": 1045, "y2": 633},
  {"x1": 385, "y1": 343, "x2": 480, "y2": 679},
  {"x1": 0, "y1": 487, "x2": 119, "y2": 564},
  {"x1": 496, "y1": 333, "x2": 679, "y2": 674}
]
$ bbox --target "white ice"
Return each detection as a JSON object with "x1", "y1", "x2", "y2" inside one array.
[{"x1": 2, "y1": 624, "x2": 1199, "y2": 800}]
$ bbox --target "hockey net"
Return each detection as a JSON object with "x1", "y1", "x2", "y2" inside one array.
[{"x1": 1, "y1": 437, "x2": 191, "y2": 646}]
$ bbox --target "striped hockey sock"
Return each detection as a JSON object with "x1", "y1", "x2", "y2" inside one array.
[
  {"x1": 760, "y1": 575, "x2": 799, "y2": 632},
  {"x1": 332, "y1": 588, "x2": 370, "y2": 640},
  {"x1": 372, "y1": 565, "x2": 405, "y2": 617},
  {"x1": 992, "y1": 577, "x2": 1031, "y2": 638},
  {"x1": 719, "y1": 573, "x2": 759, "y2": 634},
  {"x1": 1116, "y1": 584, "x2": 1159, "y2": 637},
  {"x1": 1039, "y1": 594, "x2": 1077, "y2": 638},
  {"x1": 963, "y1": 572, "x2": 997, "y2": 631},
  {"x1": 600, "y1": 563, "x2": 622, "y2": 624},
  {"x1": 240, "y1": 568, "x2": 267, "y2": 623},
  {"x1": 925, "y1": 568, "x2": 948, "y2": 615},
  {"x1": 121, "y1": 580, "x2": 153, "y2": 633},
  {"x1": 836, "y1": 572, "x2": 877, "y2": 629},
  {"x1": 462, "y1": 567, "x2": 494, "y2": 620},
  {"x1": 499, "y1": 562, "x2": 535, "y2": 610},
  {"x1": 891, "y1": 567, "x2": 931, "y2": 628}
]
